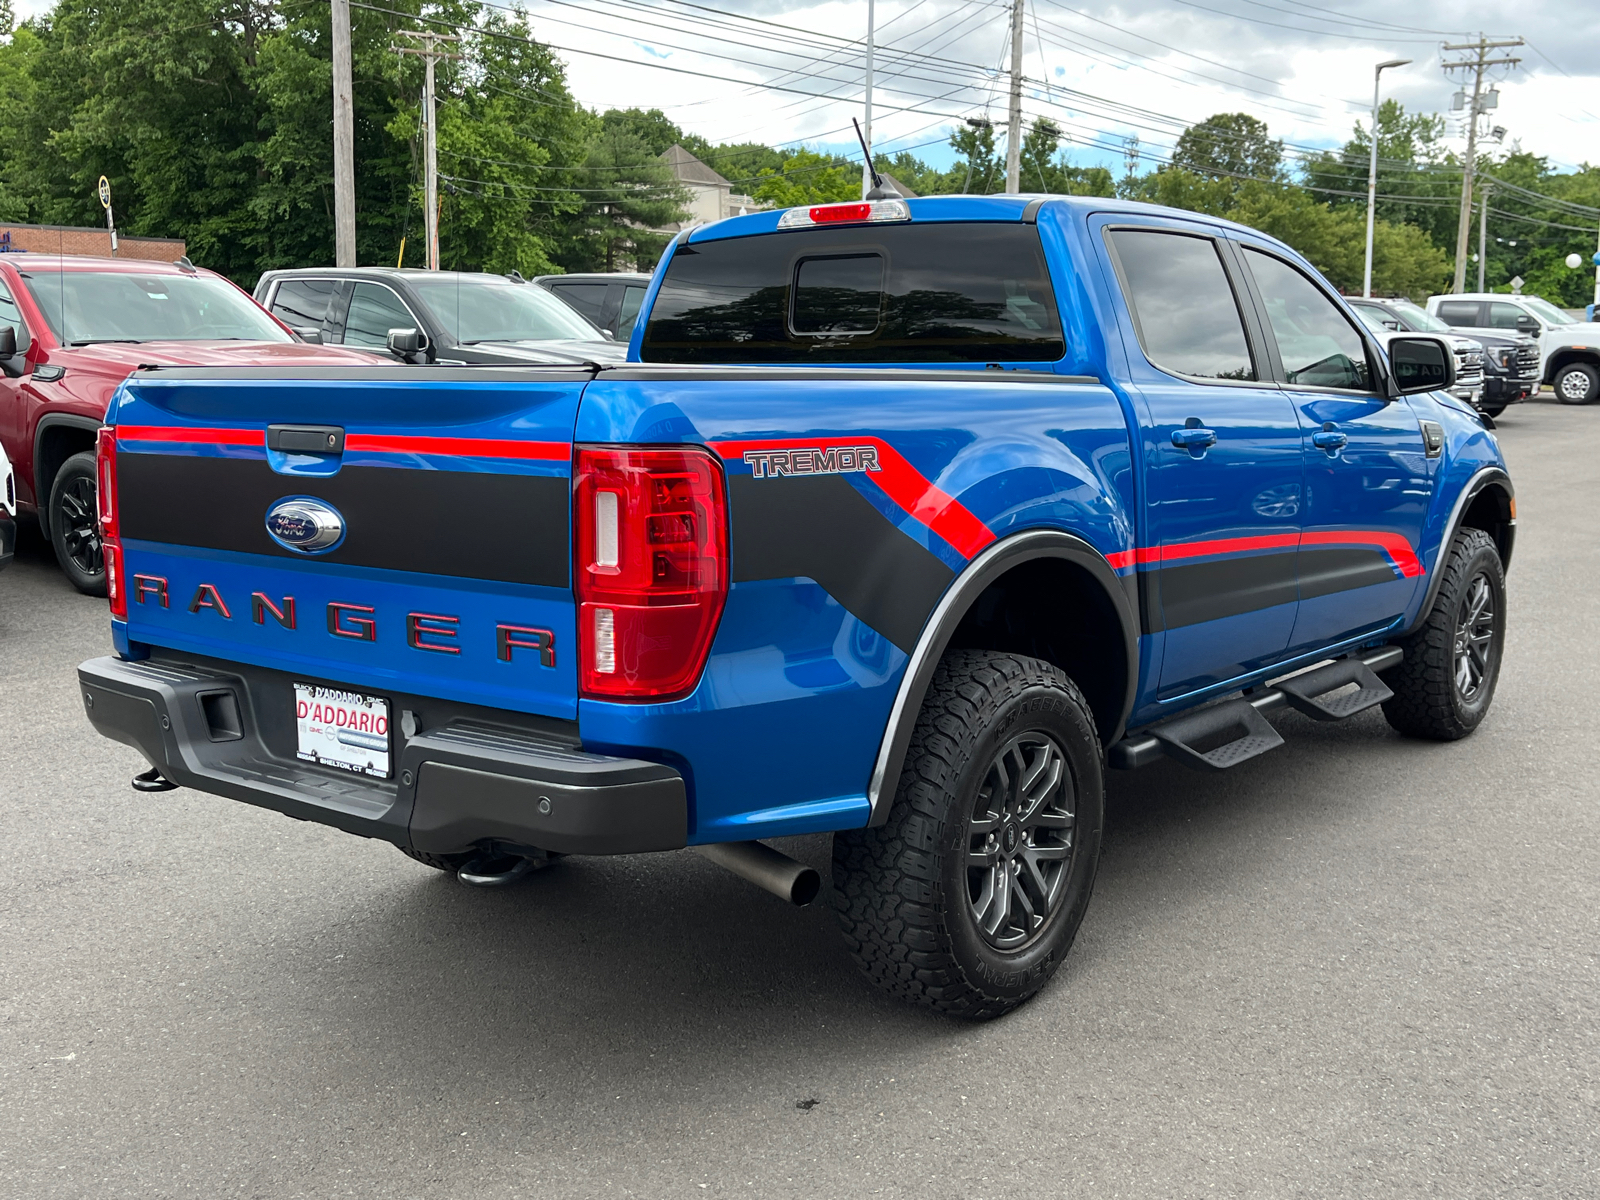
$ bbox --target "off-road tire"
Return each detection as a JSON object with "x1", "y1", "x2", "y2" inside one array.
[
  {"x1": 1553, "y1": 362, "x2": 1599, "y2": 404},
  {"x1": 49, "y1": 451, "x2": 107, "y2": 596},
  {"x1": 1381, "y1": 527, "x2": 1505, "y2": 741},
  {"x1": 832, "y1": 650, "x2": 1104, "y2": 1020},
  {"x1": 399, "y1": 847, "x2": 473, "y2": 872}
]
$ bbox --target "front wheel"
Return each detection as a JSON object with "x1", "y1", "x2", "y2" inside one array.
[
  {"x1": 49, "y1": 451, "x2": 107, "y2": 596},
  {"x1": 832, "y1": 651, "x2": 1104, "y2": 1020},
  {"x1": 1381, "y1": 528, "x2": 1506, "y2": 741},
  {"x1": 1553, "y1": 362, "x2": 1599, "y2": 404}
]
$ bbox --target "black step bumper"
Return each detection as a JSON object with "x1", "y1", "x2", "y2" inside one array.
[{"x1": 77, "y1": 654, "x2": 687, "y2": 857}]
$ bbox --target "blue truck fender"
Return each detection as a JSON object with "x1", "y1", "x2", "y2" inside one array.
[
  {"x1": 1402, "y1": 463, "x2": 1515, "y2": 637},
  {"x1": 864, "y1": 526, "x2": 1140, "y2": 826}
]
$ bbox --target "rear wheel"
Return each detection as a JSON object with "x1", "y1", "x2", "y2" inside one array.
[
  {"x1": 1381, "y1": 528, "x2": 1505, "y2": 741},
  {"x1": 48, "y1": 451, "x2": 106, "y2": 596},
  {"x1": 1553, "y1": 362, "x2": 1599, "y2": 404},
  {"x1": 831, "y1": 650, "x2": 1104, "y2": 1020}
]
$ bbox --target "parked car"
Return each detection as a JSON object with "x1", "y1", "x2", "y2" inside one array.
[
  {"x1": 81, "y1": 195, "x2": 1512, "y2": 1020},
  {"x1": 532, "y1": 272, "x2": 651, "y2": 341},
  {"x1": 254, "y1": 268, "x2": 627, "y2": 365},
  {"x1": 1349, "y1": 296, "x2": 1535, "y2": 417},
  {"x1": 0, "y1": 255, "x2": 380, "y2": 595},
  {"x1": 0, "y1": 439, "x2": 14, "y2": 574},
  {"x1": 1426, "y1": 292, "x2": 1600, "y2": 403}
]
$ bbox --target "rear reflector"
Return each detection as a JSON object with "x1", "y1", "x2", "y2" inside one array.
[
  {"x1": 777, "y1": 198, "x2": 910, "y2": 229},
  {"x1": 97, "y1": 426, "x2": 126, "y2": 620},
  {"x1": 574, "y1": 446, "x2": 728, "y2": 700}
]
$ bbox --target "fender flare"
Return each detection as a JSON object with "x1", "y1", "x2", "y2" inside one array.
[
  {"x1": 865, "y1": 528, "x2": 1139, "y2": 826},
  {"x1": 32, "y1": 413, "x2": 103, "y2": 536},
  {"x1": 1402, "y1": 465, "x2": 1515, "y2": 637}
]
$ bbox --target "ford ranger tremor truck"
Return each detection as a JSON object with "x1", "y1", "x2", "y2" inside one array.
[
  {"x1": 1427, "y1": 291, "x2": 1600, "y2": 404},
  {"x1": 0, "y1": 255, "x2": 375, "y2": 595},
  {"x1": 78, "y1": 196, "x2": 1515, "y2": 1019}
]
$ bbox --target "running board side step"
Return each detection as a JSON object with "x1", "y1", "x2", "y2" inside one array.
[{"x1": 1108, "y1": 646, "x2": 1403, "y2": 772}]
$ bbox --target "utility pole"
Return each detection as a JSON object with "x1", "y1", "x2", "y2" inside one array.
[
  {"x1": 1362, "y1": 59, "x2": 1410, "y2": 298},
  {"x1": 332, "y1": 0, "x2": 356, "y2": 267},
  {"x1": 395, "y1": 31, "x2": 460, "y2": 271},
  {"x1": 1004, "y1": 0, "x2": 1024, "y2": 194},
  {"x1": 861, "y1": 0, "x2": 874, "y2": 200},
  {"x1": 1443, "y1": 34, "x2": 1521, "y2": 294},
  {"x1": 1477, "y1": 179, "x2": 1490, "y2": 292}
]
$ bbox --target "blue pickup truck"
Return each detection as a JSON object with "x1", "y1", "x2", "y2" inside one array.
[{"x1": 79, "y1": 195, "x2": 1514, "y2": 1019}]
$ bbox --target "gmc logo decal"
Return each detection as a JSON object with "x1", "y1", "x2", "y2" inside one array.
[{"x1": 130, "y1": 576, "x2": 555, "y2": 667}]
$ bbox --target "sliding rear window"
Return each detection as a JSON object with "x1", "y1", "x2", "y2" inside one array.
[{"x1": 640, "y1": 223, "x2": 1065, "y2": 364}]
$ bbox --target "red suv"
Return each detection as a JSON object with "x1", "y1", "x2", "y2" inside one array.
[{"x1": 0, "y1": 254, "x2": 375, "y2": 593}]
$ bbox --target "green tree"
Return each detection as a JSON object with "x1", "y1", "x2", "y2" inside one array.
[
  {"x1": 561, "y1": 127, "x2": 686, "y2": 271},
  {"x1": 749, "y1": 148, "x2": 859, "y2": 207},
  {"x1": 1172, "y1": 112, "x2": 1284, "y2": 183}
]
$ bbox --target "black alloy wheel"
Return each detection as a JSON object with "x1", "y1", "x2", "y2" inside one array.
[
  {"x1": 1453, "y1": 571, "x2": 1497, "y2": 703},
  {"x1": 48, "y1": 450, "x2": 107, "y2": 596},
  {"x1": 966, "y1": 733, "x2": 1075, "y2": 951}
]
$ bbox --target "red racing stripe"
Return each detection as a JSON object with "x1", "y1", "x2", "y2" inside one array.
[
  {"x1": 344, "y1": 434, "x2": 570, "y2": 461},
  {"x1": 712, "y1": 436, "x2": 996, "y2": 561},
  {"x1": 1106, "y1": 531, "x2": 1423, "y2": 577},
  {"x1": 117, "y1": 425, "x2": 263, "y2": 447}
]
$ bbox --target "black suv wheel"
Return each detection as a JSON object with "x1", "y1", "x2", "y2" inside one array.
[
  {"x1": 832, "y1": 650, "x2": 1104, "y2": 1019},
  {"x1": 1381, "y1": 528, "x2": 1506, "y2": 741},
  {"x1": 48, "y1": 451, "x2": 107, "y2": 596},
  {"x1": 1553, "y1": 362, "x2": 1599, "y2": 404}
]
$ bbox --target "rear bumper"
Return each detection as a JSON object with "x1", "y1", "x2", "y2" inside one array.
[
  {"x1": 77, "y1": 654, "x2": 687, "y2": 857},
  {"x1": 0, "y1": 513, "x2": 13, "y2": 571}
]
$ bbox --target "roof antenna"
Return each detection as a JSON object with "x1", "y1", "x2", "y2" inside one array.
[{"x1": 853, "y1": 118, "x2": 899, "y2": 200}]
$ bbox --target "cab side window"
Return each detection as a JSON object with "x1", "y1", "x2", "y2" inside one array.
[
  {"x1": 548, "y1": 283, "x2": 608, "y2": 325},
  {"x1": 1436, "y1": 301, "x2": 1482, "y2": 327},
  {"x1": 0, "y1": 279, "x2": 32, "y2": 354},
  {"x1": 270, "y1": 278, "x2": 339, "y2": 335},
  {"x1": 1106, "y1": 228, "x2": 1256, "y2": 381},
  {"x1": 618, "y1": 285, "x2": 647, "y2": 332},
  {"x1": 342, "y1": 282, "x2": 417, "y2": 349},
  {"x1": 1242, "y1": 249, "x2": 1373, "y2": 391},
  {"x1": 1487, "y1": 302, "x2": 1526, "y2": 330}
]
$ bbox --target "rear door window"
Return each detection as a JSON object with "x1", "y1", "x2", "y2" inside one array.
[
  {"x1": 1435, "y1": 301, "x2": 1483, "y2": 327},
  {"x1": 1105, "y1": 228, "x2": 1256, "y2": 381},
  {"x1": 640, "y1": 223, "x2": 1064, "y2": 363},
  {"x1": 342, "y1": 282, "x2": 418, "y2": 349},
  {"x1": 270, "y1": 278, "x2": 340, "y2": 333}
]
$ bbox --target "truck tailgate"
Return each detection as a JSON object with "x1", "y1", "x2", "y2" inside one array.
[{"x1": 109, "y1": 366, "x2": 586, "y2": 720}]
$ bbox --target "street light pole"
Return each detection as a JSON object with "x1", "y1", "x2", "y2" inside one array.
[{"x1": 1362, "y1": 58, "x2": 1410, "y2": 298}]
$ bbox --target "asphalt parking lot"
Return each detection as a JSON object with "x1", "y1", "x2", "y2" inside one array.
[{"x1": 2, "y1": 394, "x2": 1596, "y2": 1199}]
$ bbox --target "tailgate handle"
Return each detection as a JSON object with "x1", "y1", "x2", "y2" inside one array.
[{"x1": 268, "y1": 424, "x2": 345, "y2": 453}]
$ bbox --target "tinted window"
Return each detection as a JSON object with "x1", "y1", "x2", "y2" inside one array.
[
  {"x1": 618, "y1": 285, "x2": 646, "y2": 331},
  {"x1": 640, "y1": 223, "x2": 1064, "y2": 364},
  {"x1": 0, "y1": 279, "x2": 30, "y2": 353},
  {"x1": 270, "y1": 278, "x2": 339, "y2": 331},
  {"x1": 342, "y1": 282, "x2": 416, "y2": 349},
  {"x1": 1107, "y1": 229, "x2": 1255, "y2": 381},
  {"x1": 1435, "y1": 301, "x2": 1482, "y2": 328},
  {"x1": 1244, "y1": 249, "x2": 1372, "y2": 391},
  {"x1": 549, "y1": 282, "x2": 609, "y2": 324},
  {"x1": 792, "y1": 254, "x2": 884, "y2": 334},
  {"x1": 1488, "y1": 302, "x2": 1526, "y2": 329}
]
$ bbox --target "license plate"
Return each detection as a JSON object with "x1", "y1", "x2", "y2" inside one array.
[{"x1": 293, "y1": 684, "x2": 391, "y2": 778}]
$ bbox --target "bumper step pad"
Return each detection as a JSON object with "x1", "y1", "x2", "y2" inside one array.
[
  {"x1": 1148, "y1": 699, "x2": 1284, "y2": 772},
  {"x1": 1274, "y1": 657, "x2": 1393, "y2": 722}
]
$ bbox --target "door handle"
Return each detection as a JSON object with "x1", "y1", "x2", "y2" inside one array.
[
  {"x1": 1312, "y1": 424, "x2": 1348, "y2": 454},
  {"x1": 1171, "y1": 426, "x2": 1217, "y2": 450}
]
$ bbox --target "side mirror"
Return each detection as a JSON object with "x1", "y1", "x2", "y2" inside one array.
[
  {"x1": 1383, "y1": 319, "x2": 1401, "y2": 331},
  {"x1": 291, "y1": 326, "x2": 324, "y2": 344},
  {"x1": 0, "y1": 325, "x2": 18, "y2": 377},
  {"x1": 601, "y1": 328, "x2": 616, "y2": 340},
  {"x1": 1389, "y1": 336, "x2": 1456, "y2": 395},
  {"x1": 1514, "y1": 315, "x2": 1540, "y2": 335},
  {"x1": 386, "y1": 327, "x2": 431, "y2": 363}
]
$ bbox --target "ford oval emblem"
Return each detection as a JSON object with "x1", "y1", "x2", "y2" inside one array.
[{"x1": 265, "y1": 497, "x2": 345, "y2": 553}]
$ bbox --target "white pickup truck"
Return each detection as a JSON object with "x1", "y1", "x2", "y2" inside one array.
[{"x1": 1427, "y1": 292, "x2": 1600, "y2": 404}]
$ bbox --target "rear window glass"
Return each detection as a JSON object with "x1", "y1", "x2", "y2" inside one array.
[{"x1": 640, "y1": 223, "x2": 1064, "y2": 363}]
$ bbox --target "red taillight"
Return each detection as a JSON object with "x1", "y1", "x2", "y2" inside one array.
[
  {"x1": 574, "y1": 446, "x2": 728, "y2": 700},
  {"x1": 97, "y1": 426, "x2": 126, "y2": 619}
]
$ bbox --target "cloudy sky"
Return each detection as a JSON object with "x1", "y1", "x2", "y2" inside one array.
[{"x1": 14, "y1": 0, "x2": 1597, "y2": 180}]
